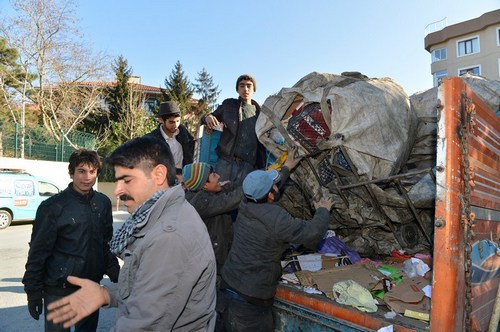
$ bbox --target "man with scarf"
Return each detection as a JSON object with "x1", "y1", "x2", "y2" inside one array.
[
  {"x1": 46, "y1": 136, "x2": 217, "y2": 331},
  {"x1": 201, "y1": 74, "x2": 266, "y2": 184}
]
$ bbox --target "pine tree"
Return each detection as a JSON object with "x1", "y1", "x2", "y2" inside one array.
[
  {"x1": 98, "y1": 55, "x2": 155, "y2": 153},
  {"x1": 0, "y1": 37, "x2": 37, "y2": 158},
  {"x1": 108, "y1": 55, "x2": 132, "y2": 122},
  {"x1": 0, "y1": 38, "x2": 25, "y2": 93},
  {"x1": 163, "y1": 60, "x2": 194, "y2": 114},
  {"x1": 0, "y1": 37, "x2": 27, "y2": 123},
  {"x1": 193, "y1": 68, "x2": 220, "y2": 114}
]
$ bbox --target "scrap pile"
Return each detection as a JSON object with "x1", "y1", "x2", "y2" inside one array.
[{"x1": 257, "y1": 71, "x2": 500, "y2": 256}]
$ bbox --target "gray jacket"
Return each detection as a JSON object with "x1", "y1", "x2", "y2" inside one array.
[{"x1": 107, "y1": 185, "x2": 217, "y2": 331}]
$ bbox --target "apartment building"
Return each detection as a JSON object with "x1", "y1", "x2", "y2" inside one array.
[{"x1": 424, "y1": 9, "x2": 500, "y2": 87}]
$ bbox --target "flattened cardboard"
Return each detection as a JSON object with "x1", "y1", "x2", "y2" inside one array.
[
  {"x1": 295, "y1": 264, "x2": 385, "y2": 299},
  {"x1": 384, "y1": 276, "x2": 431, "y2": 314}
]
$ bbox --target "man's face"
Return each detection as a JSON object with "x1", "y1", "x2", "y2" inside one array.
[
  {"x1": 160, "y1": 116, "x2": 181, "y2": 136},
  {"x1": 237, "y1": 79, "x2": 254, "y2": 103},
  {"x1": 70, "y1": 163, "x2": 98, "y2": 195},
  {"x1": 113, "y1": 165, "x2": 158, "y2": 214}
]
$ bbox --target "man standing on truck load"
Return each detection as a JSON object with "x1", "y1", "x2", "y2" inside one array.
[
  {"x1": 201, "y1": 74, "x2": 266, "y2": 184},
  {"x1": 145, "y1": 100, "x2": 195, "y2": 181},
  {"x1": 219, "y1": 163, "x2": 334, "y2": 332},
  {"x1": 22, "y1": 149, "x2": 120, "y2": 332},
  {"x1": 45, "y1": 136, "x2": 217, "y2": 331}
]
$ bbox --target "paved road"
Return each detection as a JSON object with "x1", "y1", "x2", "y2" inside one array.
[{"x1": 0, "y1": 211, "x2": 128, "y2": 332}]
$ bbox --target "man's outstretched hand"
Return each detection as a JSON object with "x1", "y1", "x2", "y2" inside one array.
[{"x1": 46, "y1": 276, "x2": 110, "y2": 328}]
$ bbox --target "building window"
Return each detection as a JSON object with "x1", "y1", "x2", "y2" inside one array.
[
  {"x1": 457, "y1": 36, "x2": 480, "y2": 56},
  {"x1": 144, "y1": 98, "x2": 159, "y2": 115},
  {"x1": 458, "y1": 65, "x2": 481, "y2": 76},
  {"x1": 497, "y1": 28, "x2": 500, "y2": 46},
  {"x1": 433, "y1": 70, "x2": 448, "y2": 87},
  {"x1": 431, "y1": 48, "x2": 447, "y2": 62}
]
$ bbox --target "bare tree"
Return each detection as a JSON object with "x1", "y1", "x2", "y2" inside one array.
[
  {"x1": 118, "y1": 89, "x2": 156, "y2": 142},
  {"x1": 0, "y1": 0, "x2": 110, "y2": 152}
]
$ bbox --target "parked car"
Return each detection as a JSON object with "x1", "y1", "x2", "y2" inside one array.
[{"x1": 0, "y1": 169, "x2": 60, "y2": 229}]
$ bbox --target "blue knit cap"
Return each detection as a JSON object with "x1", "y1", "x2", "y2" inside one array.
[{"x1": 182, "y1": 163, "x2": 211, "y2": 191}]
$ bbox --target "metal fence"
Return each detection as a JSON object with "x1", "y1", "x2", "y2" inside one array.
[{"x1": 0, "y1": 122, "x2": 96, "y2": 162}]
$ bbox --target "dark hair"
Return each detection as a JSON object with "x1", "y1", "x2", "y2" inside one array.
[
  {"x1": 105, "y1": 136, "x2": 177, "y2": 186},
  {"x1": 68, "y1": 149, "x2": 101, "y2": 175},
  {"x1": 235, "y1": 74, "x2": 256, "y2": 92}
]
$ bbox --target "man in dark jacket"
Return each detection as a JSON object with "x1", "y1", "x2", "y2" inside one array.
[
  {"x1": 145, "y1": 101, "x2": 195, "y2": 180},
  {"x1": 219, "y1": 162, "x2": 334, "y2": 332},
  {"x1": 182, "y1": 162, "x2": 243, "y2": 280},
  {"x1": 22, "y1": 149, "x2": 119, "y2": 332},
  {"x1": 201, "y1": 74, "x2": 266, "y2": 184}
]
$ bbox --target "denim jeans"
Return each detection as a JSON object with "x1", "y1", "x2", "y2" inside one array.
[{"x1": 44, "y1": 294, "x2": 99, "y2": 332}]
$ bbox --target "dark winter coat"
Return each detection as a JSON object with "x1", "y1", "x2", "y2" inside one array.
[
  {"x1": 221, "y1": 200, "x2": 330, "y2": 300},
  {"x1": 203, "y1": 98, "x2": 266, "y2": 169},
  {"x1": 185, "y1": 182, "x2": 243, "y2": 273},
  {"x1": 145, "y1": 124, "x2": 195, "y2": 174},
  {"x1": 23, "y1": 184, "x2": 119, "y2": 296}
]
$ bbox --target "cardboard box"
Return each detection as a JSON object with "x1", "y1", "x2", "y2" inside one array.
[{"x1": 295, "y1": 264, "x2": 386, "y2": 299}]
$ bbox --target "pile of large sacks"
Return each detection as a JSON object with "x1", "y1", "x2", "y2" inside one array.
[{"x1": 256, "y1": 72, "x2": 500, "y2": 257}]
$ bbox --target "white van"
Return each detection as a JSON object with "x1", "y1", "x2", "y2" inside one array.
[{"x1": 0, "y1": 169, "x2": 60, "y2": 229}]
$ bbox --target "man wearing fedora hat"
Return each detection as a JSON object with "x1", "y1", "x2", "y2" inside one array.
[{"x1": 145, "y1": 101, "x2": 195, "y2": 180}]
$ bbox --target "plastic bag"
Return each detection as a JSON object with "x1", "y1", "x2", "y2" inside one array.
[
  {"x1": 317, "y1": 235, "x2": 361, "y2": 263},
  {"x1": 402, "y1": 258, "x2": 430, "y2": 278},
  {"x1": 332, "y1": 280, "x2": 378, "y2": 313}
]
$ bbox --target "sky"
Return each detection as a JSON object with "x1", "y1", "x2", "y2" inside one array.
[{"x1": 2, "y1": 0, "x2": 499, "y2": 105}]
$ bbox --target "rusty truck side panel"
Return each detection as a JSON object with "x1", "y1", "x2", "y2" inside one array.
[{"x1": 432, "y1": 77, "x2": 500, "y2": 331}]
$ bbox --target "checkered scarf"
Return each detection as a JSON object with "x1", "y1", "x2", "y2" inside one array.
[{"x1": 109, "y1": 189, "x2": 167, "y2": 256}]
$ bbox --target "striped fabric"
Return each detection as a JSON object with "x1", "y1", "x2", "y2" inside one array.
[{"x1": 182, "y1": 162, "x2": 211, "y2": 191}]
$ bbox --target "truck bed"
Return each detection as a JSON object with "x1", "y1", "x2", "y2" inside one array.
[{"x1": 272, "y1": 77, "x2": 500, "y2": 332}]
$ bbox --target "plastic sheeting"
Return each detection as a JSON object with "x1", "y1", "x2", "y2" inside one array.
[
  {"x1": 257, "y1": 72, "x2": 416, "y2": 180},
  {"x1": 256, "y1": 72, "x2": 499, "y2": 256}
]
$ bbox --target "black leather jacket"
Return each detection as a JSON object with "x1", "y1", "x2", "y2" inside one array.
[
  {"x1": 203, "y1": 98, "x2": 266, "y2": 169},
  {"x1": 23, "y1": 184, "x2": 119, "y2": 295},
  {"x1": 145, "y1": 124, "x2": 195, "y2": 174}
]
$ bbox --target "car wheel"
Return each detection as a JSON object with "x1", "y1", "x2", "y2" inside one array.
[{"x1": 0, "y1": 210, "x2": 13, "y2": 229}]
